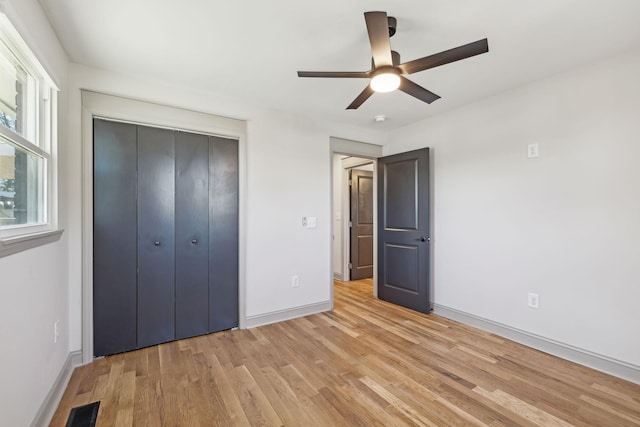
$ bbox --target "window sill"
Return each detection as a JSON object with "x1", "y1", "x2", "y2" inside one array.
[{"x1": 0, "y1": 228, "x2": 64, "y2": 258}]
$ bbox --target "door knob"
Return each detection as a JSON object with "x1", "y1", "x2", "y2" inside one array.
[
  {"x1": 416, "y1": 236, "x2": 428, "y2": 242},
  {"x1": 154, "y1": 241, "x2": 161, "y2": 246}
]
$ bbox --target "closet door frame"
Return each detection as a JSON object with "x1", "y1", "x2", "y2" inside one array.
[{"x1": 81, "y1": 91, "x2": 247, "y2": 364}]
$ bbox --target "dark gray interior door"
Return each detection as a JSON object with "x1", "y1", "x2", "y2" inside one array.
[
  {"x1": 350, "y1": 169, "x2": 374, "y2": 280},
  {"x1": 175, "y1": 131, "x2": 210, "y2": 340},
  {"x1": 208, "y1": 136, "x2": 239, "y2": 332},
  {"x1": 377, "y1": 148, "x2": 430, "y2": 313},
  {"x1": 137, "y1": 126, "x2": 176, "y2": 348},
  {"x1": 93, "y1": 119, "x2": 138, "y2": 356}
]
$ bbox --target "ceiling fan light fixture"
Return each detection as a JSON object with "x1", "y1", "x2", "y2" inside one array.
[
  {"x1": 296, "y1": 11, "x2": 489, "y2": 109},
  {"x1": 370, "y1": 69, "x2": 401, "y2": 93}
]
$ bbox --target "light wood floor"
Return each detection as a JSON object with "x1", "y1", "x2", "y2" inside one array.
[{"x1": 51, "y1": 279, "x2": 640, "y2": 426}]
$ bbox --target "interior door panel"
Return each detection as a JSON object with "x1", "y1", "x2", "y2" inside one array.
[{"x1": 377, "y1": 148, "x2": 430, "y2": 313}]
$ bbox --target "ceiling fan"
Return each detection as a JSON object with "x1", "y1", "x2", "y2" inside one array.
[{"x1": 297, "y1": 11, "x2": 489, "y2": 110}]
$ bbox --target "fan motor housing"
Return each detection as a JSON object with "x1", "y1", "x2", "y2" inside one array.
[
  {"x1": 388, "y1": 16, "x2": 397, "y2": 37},
  {"x1": 371, "y1": 51, "x2": 401, "y2": 70}
]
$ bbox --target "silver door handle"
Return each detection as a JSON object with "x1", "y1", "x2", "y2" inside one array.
[
  {"x1": 416, "y1": 236, "x2": 428, "y2": 242},
  {"x1": 154, "y1": 241, "x2": 161, "y2": 246},
  {"x1": 191, "y1": 239, "x2": 198, "y2": 244}
]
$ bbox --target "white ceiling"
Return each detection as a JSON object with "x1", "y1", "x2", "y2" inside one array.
[{"x1": 38, "y1": 0, "x2": 640, "y2": 131}]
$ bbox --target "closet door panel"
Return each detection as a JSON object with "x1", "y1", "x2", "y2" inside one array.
[
  {"x1": 93, "y1": 119, "x2": 138, "y2": 356},
  {"x1": 175, "y1": 132, "x2": 210, "y2": 339},
  {"x1": 209, "y1": 136, "x2": 239, "y2": 332},
  {"x1": 137, "y1": 126, "x2": 176, "y2": 348}
]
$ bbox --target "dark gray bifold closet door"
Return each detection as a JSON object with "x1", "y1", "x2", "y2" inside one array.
[
  {"x1": 175, "y1": 131, "x2": 210, "y2": 340},
  {"x1": 137, "y1": 126, "x2": 176, "y2": 348},
  {"x1": 93, "y1": 118, "x2": 239, "y2": 357},
  {"x1": 93, "y1": 120, "x2": 138, "y2": 356},
  {"x1": 209, "y1": 136, "x2": 239, "y2": 332}
]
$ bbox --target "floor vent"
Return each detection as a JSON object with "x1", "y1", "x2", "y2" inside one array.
[{"x1": 65, "y1": 401, "x2": 100, "y2": 427}]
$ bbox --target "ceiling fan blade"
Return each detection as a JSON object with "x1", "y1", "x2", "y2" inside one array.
[
  {"x1": 297, "y1": 71, "x2": 370, "y2": 78},
  {"x1": 398, "y1": 38, "x2": 489, "y2": 75},
  {"x1": 364, "y1": 11, "x2": 393, "y2": 67},
  {"x1": 346, "y1": 85, "x2": 375, "y2": 110},
  {"x1": 399, "y1": 77, "x2": 440, "y2": 104}
]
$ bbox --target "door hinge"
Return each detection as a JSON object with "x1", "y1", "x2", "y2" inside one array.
[
  {"x1": 348, "y1": 263, "x2": 352, "y2": 269},
  {"x1": 348, "y1": 179, "x2": 353, "y2": 186},
  {"x1": 348, "y1": 221, "x2": 352, "y2": 227}
]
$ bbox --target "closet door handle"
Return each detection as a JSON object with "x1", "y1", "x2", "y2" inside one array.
[
  {"x1": 191, "y1": 239, "x2": 198, "y2": 244},
  {"x1": 154, "y1": 241, "x2": 161, "y2": 246}
]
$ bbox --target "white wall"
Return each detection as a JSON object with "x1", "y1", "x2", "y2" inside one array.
[
  {"x1": 66, "y1": 63, "x2": 383, "y2": 349},
  {"x1": 244, "y1": 110, "x2": 333, "y2": 316},
  {"x1": 0, "y1": 0, "x2": 70, "y2": 426},
  {"x1": 385, "y1": 46, "x2": 640, "y2": 368}
]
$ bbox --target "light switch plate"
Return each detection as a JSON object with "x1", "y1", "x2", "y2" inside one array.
[
  {"x1": 307, "y1": 217, "x2": 317, "y2": 228},
  {"x1": 528, "y1": 292, "x2": 539, "y2": 309}
]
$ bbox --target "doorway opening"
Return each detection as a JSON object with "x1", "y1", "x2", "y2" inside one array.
[
  {"x1": 330, "y1": 137, "x2": 382, "y2": 303},
  {"x1": 333, "y1": 155, "x2": 374, "y2": 283},
  {"x1": 330, "y1": 137, "x2": 431, "y2": 315}
]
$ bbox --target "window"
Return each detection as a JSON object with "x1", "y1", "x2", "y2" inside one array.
[
  {"x1": 0, "y1": 138, "x2": 45, "y2": 226},
  {"x1": 0, "y1": 12, "x2": 60, "y2": 253}
]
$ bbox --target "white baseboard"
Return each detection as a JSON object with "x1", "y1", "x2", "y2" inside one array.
[
  {"x1": 246, "y1": 300, "x2": 332, "y2": 328},
  {"x1": 31, "y1": 350, "x2": 83, "y2": 427},
  {"x1": 433, "y1": 304, "x2": 640, "y2": 385}
]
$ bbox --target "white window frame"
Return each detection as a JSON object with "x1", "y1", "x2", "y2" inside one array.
[{"x1": 0, "y1": 12, "x2": 62, "y2": 257}]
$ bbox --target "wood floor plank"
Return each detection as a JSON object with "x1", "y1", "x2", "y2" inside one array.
[
  {"x1": 50, "y1": 279, "x2": 640, "y2": 426},
  {"x1": 590, "y1": 381, "x2": 640, "y2": 408},
  {"x1": 359, "y1": 376, "x2": 440, "y2": 427},
  {"x1": 579, "y1": 394, "x2": 640, "y2": 424},
  {"x1": 233, "y1": 364, "x2": 283, "y2": 426},
  {"x1": 203, "y1": 352, "x2": 251, "y2": 426},
  {"x1": 474, "y1": 387, "x2": 575, "y2": 427}
]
